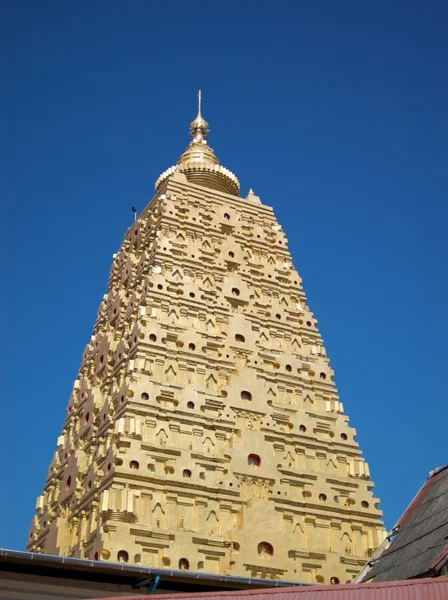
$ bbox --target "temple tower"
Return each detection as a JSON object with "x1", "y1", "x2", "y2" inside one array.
[{"x1": 28, "y1": 95, "x2": 385, "y2": 583}]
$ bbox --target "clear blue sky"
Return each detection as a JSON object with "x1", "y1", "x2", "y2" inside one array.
[{"x1": 1, "y1": 1, "x2": 447, "y2": 551}]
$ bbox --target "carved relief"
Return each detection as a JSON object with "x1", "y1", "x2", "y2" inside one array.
[{"x1": 27, "y1": 111, "x2": 384, "y2": 584}]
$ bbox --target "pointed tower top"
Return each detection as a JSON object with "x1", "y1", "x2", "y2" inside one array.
[
  {"x1": 155, "y1": 91, "x2": 240, "y2": 196},
  {"x1": 245, "y1": 187, "x2": 261, "y2": 204},
  {"x1": 189, "y1": 90, "x2": 210, "y2": 141}
]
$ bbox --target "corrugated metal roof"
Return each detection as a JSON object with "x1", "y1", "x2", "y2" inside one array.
[
  {"x1": 94, "y1": 578, "x2": 448, "y2": 600},
  {"x1": 0, "y1": 548, "x2": 303, "y2": 590},
  {"x1": 362, "y1": 465, "x2": 448, "y2": 582}
]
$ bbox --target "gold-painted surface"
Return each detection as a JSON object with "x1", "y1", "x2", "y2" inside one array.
[
  {"x1": 156, "y1": 91, "x2": 240, "y2": 196},
  {"x1": 28, "y1": 100, "x2": 385, "y2": 584}
]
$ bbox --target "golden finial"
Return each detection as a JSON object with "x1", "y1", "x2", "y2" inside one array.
[
  {"x1": 155, "y1": 90, "x2": 240, "y2": 196},
  {"x1": 189, "y1": 89, "x2": 210, "y2": 141}
]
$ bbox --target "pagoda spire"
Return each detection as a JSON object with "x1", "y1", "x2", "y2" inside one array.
[
  {"x1": 28, "y1": 96, "x2": 385, "y2": 582},
  {"x1": 155, "y1": 91, "x2": 240, "y2": 196},
  {"x1": 189, "y1": 89, "x2": 210, "y2": 141}
]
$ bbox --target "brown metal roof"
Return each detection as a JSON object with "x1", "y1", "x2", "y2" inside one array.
[
  {"x1": 94, "y1": 578, "x2": 448, "y2": 600},
  {"x1": 361, "y1": 465, "x2": 448, "y2": 582},
  {"x1": 0, "y1": 548, "x2": 303, "y2": 591}
]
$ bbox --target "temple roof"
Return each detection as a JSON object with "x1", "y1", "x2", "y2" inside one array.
[{"x1": 361, "y1": 465, "x2": 448, "y2": 582}]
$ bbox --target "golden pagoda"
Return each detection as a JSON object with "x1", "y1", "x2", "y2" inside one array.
[{"x1": 28, "y1": 93, "x2": 385, "y2": 584}]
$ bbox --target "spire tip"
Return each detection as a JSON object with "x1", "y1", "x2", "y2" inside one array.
[{"x1": 189, "y1": 89, "x2": 209, "y2": 140}]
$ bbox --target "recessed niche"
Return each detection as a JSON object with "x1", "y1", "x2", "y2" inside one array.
[
  {"x1": 235, "y1": 334, "x2": 245, "y2": 343},
  {"x1": 189, "y1": 292, "x2": 195, "y2": 298},
  {"x1": 319, "y1": 493, "x2": 327, "y2": 501},
  {"x1": 340, "y1": 433, "x2": 348, "y2": 440},
  {"x1": 224, "y1": 213, "x2": 230, "y2": 220},
  {"x1": 65, "y1": 476, "x2": 72, "y2": 491},
  {"x1": 187, "y1": 401, "x2": 195, "y2": 409},
  {"x1": 361, "y1": 500, "x2": 369, "y2": 508},
  {"x1": 164, "y1": 466, "x2": 174, "y2": 475},
  {"x1": 257, "y1": 542, "x2": 274, "y2": 558},
  {"x1": 84, "y1": 412, "x2": 90, "y2": 425},
  {"x1": 275, "y1": 313, "x2": 281, "y2": 319},
  {"x1": 241, "y1": 391, "x2": 252, "y2": 401},
  {"x1": 228, "y1": 251, "x2": 235, "y2": 258},
  {"x1": 88, "y1": 480, "x2": 92, "y2": 490},
  {"x1": 231, "y1": 287, "x2": 240, "y2": 296},
  {"x1": 149, "y1": 334, "x2": 157, "y2": 342},
  {"x1": 130, "y1": 460, "x2": 139, "y2": 470},
  {"x1": 320, "y1": 372, "x2": 326, "y2": 380},
  {"x1": 286, "y1": 364, "x2": 292, "y2": 372},
  {"x1": 330, "y1": 577, "x2": 340, "y2": 585},
  {"x1": 94, "y1": 552, "x2": 99, "y2": 560},
  {"x1": 107, "y1": 463, "x2": 112, "y2": 473},
  {"x1": 188, "y1": 343, "x2": 196, "y2": 351},
  {"x1": 299, "y1": 424, "x2": 307, "y2": 432},
  {"x1": 100, "y1": 355, "x2": 104, "y2": 364},
  {"x1": 178, "y1": 558, "x2": 190, "y2": 570},
  {"x1": 306, "y1": 321, "x2": 312, "y2": 327},
  {"x1": 248, "y1": 454, "x2": 261, "y2": 468},
  {"x1": 141, "y1": 392, "x2": 149, "y2": 401},
  {"x1": 183, "y1": 469, "x2": 192, "y2": 478},
  {"x1": 117, "y1": 550, "x2": 129, "y2": 563},
  {"x1": 157, "y1": 284, "x2": 163, "y2": 290},
  {"x1": 162, "y1": 557, "x2": 171, "y2": 566}
]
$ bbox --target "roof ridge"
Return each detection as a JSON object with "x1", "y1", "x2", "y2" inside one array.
[{"x1": 428, "y1": 464, "x2": 448, "y2": 478}]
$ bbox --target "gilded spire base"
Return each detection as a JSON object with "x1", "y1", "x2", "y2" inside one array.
[{"x1": 155, "y1": 92, "x2": 240, "y2": 196}]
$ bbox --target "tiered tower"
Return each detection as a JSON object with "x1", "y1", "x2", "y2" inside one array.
[{"x1": 28, "y1": 94, "x2": 385, "y2": 584}]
